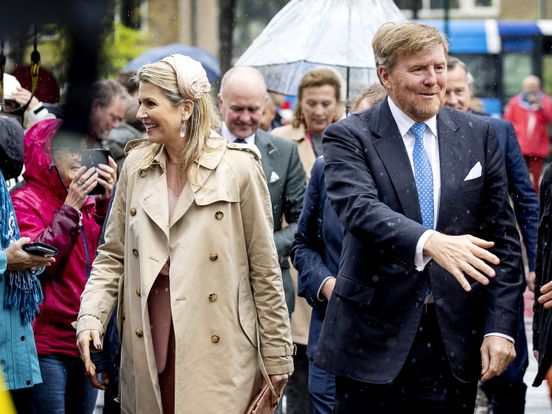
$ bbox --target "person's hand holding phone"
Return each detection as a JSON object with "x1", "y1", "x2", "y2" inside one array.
[
  {"x1": 96, "y1": 156, "x2": 117, "y2": 201},
  {"x1": 5, "y1": 237, "x2": 55, "y2": 270},
  {"x1": 65, "y1": 166, "x2": 98, "y2": 211}
]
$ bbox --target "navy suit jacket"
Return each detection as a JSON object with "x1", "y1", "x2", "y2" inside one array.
[
  {"x1": 485, "y1": 116, "x2": 538, "y2": 272},
  {"x1": 315, "y1": 99, "x2": 523, "y2": 384},
  {"x1": 291, "y1": 156, "x2": 343, "y2": 359}
]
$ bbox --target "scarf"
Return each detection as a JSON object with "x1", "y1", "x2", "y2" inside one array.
[{"x1": 0, "y1": 170, "x2": 43, "y2": 324}]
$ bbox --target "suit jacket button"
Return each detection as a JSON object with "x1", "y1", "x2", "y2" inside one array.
[
  {"x1": 215, "y1": 211, "x2": 224, "y2": 220},
  {"x1": 133, "y1": 249, "x2": 139, "y2": 257},
  {"x1": 209, "y1": 252, "x2": 219, "y2": 261},
  {"x1": 130, "y1": 208, "x2": 137, "y2": 216},
  {"x1": 211, "y1": 335, "x2": 220, "y2": 343},
  {"x1": 209, "y1": 293, "x2": 218, "y2": 302},
  {"x1": 136, "y1": 288, "x2": 142, "y2": 297},
  {"x1": 135, "y1": 328, "x2": 144, "y2": 337}
]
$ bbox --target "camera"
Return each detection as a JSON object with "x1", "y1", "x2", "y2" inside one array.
[{"x1": 81, "y1": 148, "x2": 110, "y2": 196}]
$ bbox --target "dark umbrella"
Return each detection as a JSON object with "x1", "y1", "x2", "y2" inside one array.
[{"x1": 123, "y1": 43, "x2": 221, "y2": 82}]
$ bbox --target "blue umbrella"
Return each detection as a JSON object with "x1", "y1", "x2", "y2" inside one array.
[{"x1": 123, "y1": 43, "x2": 221, "y2": 82}]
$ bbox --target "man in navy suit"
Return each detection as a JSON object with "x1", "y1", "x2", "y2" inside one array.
[
  {"x1": 444, "y1": 56, "x2": 538, "y2": 413},
  {"x1": 316, "y1": 22, "x2": 524, "y2": 413}
]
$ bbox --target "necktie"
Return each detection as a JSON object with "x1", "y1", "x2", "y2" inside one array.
[
  {"x1": 410, "y1": 122, "x2": 434, "y2": 229},
  {"x1": 234, "y1": 138, "x2": 247, "y2": 144}
]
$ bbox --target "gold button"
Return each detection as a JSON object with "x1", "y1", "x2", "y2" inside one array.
[
  {"x1": 136, "y1": 288, "x2": 141, "y2": 297},
  {"x1": 209, "y1": 293, "x2": 218, "y2": 302},
  {"x1": 135, "y1": 329, "x2": 144, "y2": 337},
  {"x1": 215, "y1": 211, "x2": 224, "y2": 220},
  {"x1": 132, "y1": 249, "x2": 139, "y2": 257},
  {"x1": 139, "y1": 170, "x2": 147, "y2": 177},
  {"x1": 211, "y1": 335, "x2": 220, "y2": 343},
  {"x1": 130, "y1": 208, "x2": 137, "y2": 216},
  {"x1": 209, "y1": 252, "x2": 218, "y2": 261}
]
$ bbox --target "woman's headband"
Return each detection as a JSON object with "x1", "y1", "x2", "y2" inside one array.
[{"x1": 161, "y1": 54, "x2": 211, "y2": 100}]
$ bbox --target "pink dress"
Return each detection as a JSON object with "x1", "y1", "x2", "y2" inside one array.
[{"x1": 148, "y1": 189, "x2": 178, "y2": 414}]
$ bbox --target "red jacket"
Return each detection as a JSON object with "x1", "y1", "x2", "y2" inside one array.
[
  {"x1": 504, "y1": 93, "x2": 552, "y2": 158},
  {"x1": 11, "y1": 119, "x2": 108, "y2": 358}
]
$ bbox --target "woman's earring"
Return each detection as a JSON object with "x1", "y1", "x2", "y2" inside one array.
[{"x1": 179, "y1": 119, "x2": 186, "y2": 138}]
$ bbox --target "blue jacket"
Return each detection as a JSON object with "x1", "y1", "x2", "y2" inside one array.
[
  {"x1": 291, "y1": 157, "x2": 343, "y2": 359},
  {"x1": 0, "y1": 251, "x2": 42, "y2": 390},
  {"x1": 486, "y1": 116, "x2": 538, "y2": 272}
]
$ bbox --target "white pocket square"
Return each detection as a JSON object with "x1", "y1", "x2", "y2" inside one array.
[
  {"x1": 269, "y1": 171, "x2": 280, "y2": 183},
  {"x1": 464, "y1": 162, "x2": 482, "y2": 181}
]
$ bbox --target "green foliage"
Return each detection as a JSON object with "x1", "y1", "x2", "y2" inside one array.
[{"x1": 100, "y1": 22, "x2": 150, "y2": 78}]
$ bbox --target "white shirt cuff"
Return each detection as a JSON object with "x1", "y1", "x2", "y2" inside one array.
[
  {"x1": 317, "y1": 276, "x2": 334, "y2": 301},
  {"x1": 484, "y1": 332, "x2": 515, "y2": 344},
  {"x1": 415, "y1": 230, "x2": 437, "y2": 271}
]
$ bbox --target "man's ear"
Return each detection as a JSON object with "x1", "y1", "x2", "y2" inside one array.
[
  {"x1": 216, "y1": 93, "x2": 223, "y2": 109},
  {"x1": 378, "y1": 66, "x2": 390, "y2": 89}
]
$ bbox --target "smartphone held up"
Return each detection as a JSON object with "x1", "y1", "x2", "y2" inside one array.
[{"x1": 80, "y1": 149, "x2": 110, "y2": 196}]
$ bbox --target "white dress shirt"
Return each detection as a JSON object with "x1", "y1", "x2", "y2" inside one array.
[
  {"x1": 387, "y1": 98, "x2": 439, "y2": 270},
  {"x1": 221, "y1": 123, "x2": 256, "y2": 145}
]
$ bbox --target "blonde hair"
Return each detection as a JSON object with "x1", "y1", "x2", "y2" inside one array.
[
  {"x1": 134, "y1": 60, "x2": 220, "y2": 169},
  {"x1": 349, "y1": 83, "x2": 387, "y2": 112},
  {"x1": 372, "y1": 22, "x2": 449, "y2": 72},
  {"x1": 292, "y1": 67, "x2": 342, "y2": 129}
]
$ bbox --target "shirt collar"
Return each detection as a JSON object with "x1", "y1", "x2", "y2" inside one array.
[
  {"x1": 221, "y1": 123, "x2": 256, "y2": 144},
  {"x1": 387, "y1": 97, "x2": 438, "y2": 139}
]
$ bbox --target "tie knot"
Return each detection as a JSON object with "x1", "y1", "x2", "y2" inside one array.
[
  {"x1": 410, "y1": 122, "x2": 426, "y2": 140},
  {"x1": 234, "y1": 138, "x2": 247, "y2": 144}
]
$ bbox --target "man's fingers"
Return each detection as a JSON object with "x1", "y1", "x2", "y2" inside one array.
[
  {"x1": 540, "y1": 281, "x2": 552, "y2": 294},
  {"x1": 466, "y1": 235, "x2": 495, "y2": 249},
  {"x1": 451, "y1": 269, "x2": 471, "y2": 292},
  {"x1": 461, "y1": 263, "x2": 491, "y2": 286},
  {"x1": 470, "y1": 243, "x2": 500, "y2": 267}
]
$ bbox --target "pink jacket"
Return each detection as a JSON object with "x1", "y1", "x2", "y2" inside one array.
[
  {"x1": 11, "y1": 119, "x2": 108, "y2": 358},
  {"x1": 504, "y1": 93, "x2": 552, "y2": 158}
]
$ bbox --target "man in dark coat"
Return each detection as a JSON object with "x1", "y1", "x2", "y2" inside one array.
[
  {"x1": 316, "y1": 22, "x2": 523, "y2": 413},
  {"x1": 444, "y1": 56, "x2": 538, "y2": 413}
]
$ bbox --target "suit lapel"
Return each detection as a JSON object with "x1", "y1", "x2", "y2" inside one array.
[
  {"x1": 436, "y1": 109, "x2": 464, "y2": 231},
  {"x1": 372, "y1": 102, "x2": 422, "y2": 223},
  {"x1": 255, "y1": 131, "x2": 278, "y2": 185}
]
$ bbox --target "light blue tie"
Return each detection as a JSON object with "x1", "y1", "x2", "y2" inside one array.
[{"x1": 410, "y1": 122, "x2": 434, "y2": 229}]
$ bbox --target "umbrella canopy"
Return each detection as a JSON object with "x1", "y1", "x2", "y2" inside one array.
[
  {"x1": 235, "y1": 0, "x2": 405, "y2": 99},
  {"x1": 123, "y1": 43, "x2": 221, "y2": 82}
]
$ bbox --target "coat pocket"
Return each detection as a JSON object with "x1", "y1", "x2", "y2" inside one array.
[
  {"x1": 333, "y1": 275, "x2": 375, "y2": 306},
  {"x1": 238, "y1": 275, "x2": 258, "y2": 348}
]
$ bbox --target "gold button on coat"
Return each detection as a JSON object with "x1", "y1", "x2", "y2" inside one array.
[
  {"x1": 135, "y1": 329, "x2": 144, "y2": 337},
  {"x1": 139, "y1": 170, "x2": 147, "y2": 177},
  {"x1": 209, "y1": 293, "x2": 218, "y2": 302},
  {"x1": 136, "y1": 288, "x2": 141, "y2": 297},
  {"x1": 130, "y1": 208, "x2": 137, "y2": 216},
  {"x1": 211, "y1": 335, "x2": 220, "y2": 343},
  {"x1": 132, "y1": 249, "x2": 138, "y2": 257},
  {"x1": 215, "y1": 211, "x2": 224, "y2": 220},
  {"x1": 209, "y1": 252, "x2": 218, "y2": 261}
]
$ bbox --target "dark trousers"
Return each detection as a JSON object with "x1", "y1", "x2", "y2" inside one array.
[
  {"x1": 11, "y1": 386, "x2": 35, "y2": 414},
  {"x1": 308, "y1": 360, "x2": 335, "y2": 414},
  {"x1": 334, "y1": 305, "x2": 477, "y2": 414}
]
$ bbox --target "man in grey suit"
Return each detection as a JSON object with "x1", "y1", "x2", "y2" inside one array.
[{"x1": 217, "y1": 66, "x2": 306, "y2": 316}]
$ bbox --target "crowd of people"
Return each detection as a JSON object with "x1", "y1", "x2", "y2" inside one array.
[{"x1": 1, "y1": 20, "x2": 552, "y2": 414}]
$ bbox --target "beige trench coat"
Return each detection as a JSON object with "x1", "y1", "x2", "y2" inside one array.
[{"x1": 77, "y1": 134, "x2": 294, "y2": 414}]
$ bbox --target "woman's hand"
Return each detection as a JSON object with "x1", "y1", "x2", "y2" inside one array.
[
  {"x1": 76, "y1": 329, "x2": 104, "y2": 389},
  {"x1": 269, "y1": 373, "x2": 291, "y2": 405},
  {"x1": 11, "y1": 87, "x2": 40, "y2": 110},
  {"x1": 5, "y1": 237, "x2": 55, "y2": 270},
  {"x1": 96, "y1": 156, "x2": 118, "y2": 201},
  {"x1": 65, "y1": 166, "x2": 98, "y2": 210}
]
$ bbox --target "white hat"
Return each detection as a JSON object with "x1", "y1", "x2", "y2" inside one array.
[{"x1": 3, "y1": 73, "x2": 21, "y2": 100}]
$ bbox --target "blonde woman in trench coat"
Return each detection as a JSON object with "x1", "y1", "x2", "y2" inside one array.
[{"x1": 76, "y1": 54, "x2": 294, "y2": 414}]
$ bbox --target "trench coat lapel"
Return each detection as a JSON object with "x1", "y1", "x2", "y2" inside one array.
[
  {"x1": 372, "y1": 102, "x2": 422, "y2": 223},
  {"x1": 169, "y1": 136, "x2": 227, "y2": 226},
  {"x1": 141, "y1": 169, "x2": 170, "y2": 240},
  {"x1": 436, "y1": 110, "x2": 464, "y2": 231}
]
